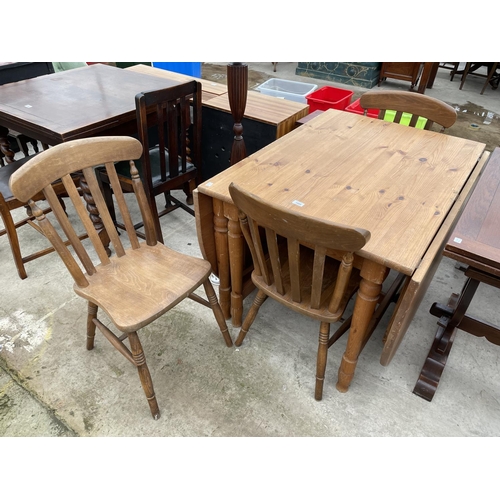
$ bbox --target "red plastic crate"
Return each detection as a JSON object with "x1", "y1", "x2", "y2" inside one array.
[
  {"x1": 345, "y1": 98, "x2": 380, "y2": 118},
  {"x1": 306, "y1": 86, "x2": 354, "y2": 113}
]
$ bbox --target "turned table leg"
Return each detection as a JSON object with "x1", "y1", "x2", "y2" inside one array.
[
  {"x1": 226, "y1": 203, "x2": 244, "y2": 327},
  {"x1": 213, "y1": 198, "x2": 231, "y2": 319},
  {"x1": 337, "y1": 260, "x2": 387, "y2": 392}
]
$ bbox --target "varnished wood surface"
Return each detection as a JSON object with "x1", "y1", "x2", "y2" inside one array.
[
  {"x1": 381, "y1": 150, "x2": 490, "y2": 365},
  {"x1": 413, "y1": 148, "x2": 500, "y2": 400},
  {"x1": 443, "y1": 147, "x2": 500, "y2": 276},
  {"x1": 203, "y1": 90, "x2": 309, "y2": 137},
  {"x1": 125, "y1": 64, "x2": 227, "y2": 101},
  {"x1": 0, "y1": 64, "x2": 182, "y2": 145},
  {"x1": 198, "y1": 109, "x2": 486, "y2": 277}
]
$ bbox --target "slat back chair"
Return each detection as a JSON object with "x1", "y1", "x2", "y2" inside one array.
[
  {"x1": 359, "y1": 90, "x2": 457, "y2": 132},
  {"x1": 9, "y1": 136, "x2": 232, "y2": 419},
  {"x1": 100, "y1": 80, "x2": 202, "y2": 244},
  {"x1": 228, "y1": 182, "x2": 370, "y2": 400},
  {"x1": 0, "y1": 134, "x2": 79, "y2": 279}
]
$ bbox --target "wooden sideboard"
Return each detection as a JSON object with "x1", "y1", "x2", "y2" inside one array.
[{"x1": 201, "y1": 91, "x2": 309, "y2": 180}]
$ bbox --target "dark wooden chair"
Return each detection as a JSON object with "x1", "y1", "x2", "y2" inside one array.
[
  {"x1": 360, "y1": 89, "x2": 457, "y2": 132},
  {"x1": 9, "y1": 136, "x2": 233, "y2": 419},
  {"x1": 99, "y1": 80, "x2": 202, "y2": 244},
  {"x1": 228, "y1": 182, "x2": 370, "y2": 400},
  {"x1": 459, "y1": 62, "x2": 499, "y2": 95},
  {"x1": 0, "y1": 135, "x2": 76, "y2": 279}
]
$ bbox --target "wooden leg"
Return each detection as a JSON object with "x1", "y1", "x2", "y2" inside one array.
[
  {"x1": 202, "y1": 279, "x2": 233, "y2": 347},
  {"x1": 235, "y1": 290, "x2": 268, "y2": 346},
  {"x1": 128, "y1": 332, "x2": 160, "y2": 420},
  {"x1": 315, "y1": 322, "x2": 331, "y2": 400},
  {"x1": 413, "y1": 277, "x2": 479, "y2": 401},
  {"x1": 481, "y1": 62, "x2": 499, "y2": 95},
  {"x1": 337, "y1": 261, "x2": 387, "y2": 392},
  {"x1": 86, "y1": 302, "x2": 98, "y2": 350},
  {"x1": 459, "y1": 63, "x2": 472, "y2": 90},
  {"x1": 213, "y1": 199, "x2": 231, "y2": 320},
  {"x1": 0, "y1": 197, "x2": 28, "y2": 279},
  {"x1": 227, "y1": 204, "x2": 244, "y2": 327}
]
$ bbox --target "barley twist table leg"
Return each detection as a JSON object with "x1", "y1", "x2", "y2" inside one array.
[{"x1": 0, "y1": 126, "x2": 16, "y2": 164}]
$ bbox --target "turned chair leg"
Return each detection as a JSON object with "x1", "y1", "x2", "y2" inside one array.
[
  {"x1": 128, "y1": 331, "x2": 160, "y2": 420},
  {"x1": 315, "y1": 322, "x2": 331, "y2": 401},
  {"x1": 86, "y1": 302, "x2": 98, "y2": 350},
  {"x1": 202, "y1": 279, "x2": 233, "y2": 347},
  {"x1": 235, "y1": 290, "x2": 268, "y2": 346}
]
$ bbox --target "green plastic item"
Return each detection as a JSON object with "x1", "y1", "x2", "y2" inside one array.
[
  {"x1": 383, "y1": 110, "x2": 427, "y2": 129},
  {"x1": 52, "y1": 62, "x2": 88, "y2": 72}
]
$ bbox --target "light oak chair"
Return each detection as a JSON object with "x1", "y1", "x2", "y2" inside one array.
[
  {"x1": 229, "y1": 182, "x2": 370, "y2": 400},
  {"x1": 360, "y1": 90, "x2": 457, "y2": 132},
  {"x1": 9, "y1": 136, "x2": 232, "y2": 419}
]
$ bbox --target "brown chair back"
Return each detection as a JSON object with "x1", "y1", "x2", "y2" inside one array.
[
  {"x1": 135, "y1": 80, "x2": 202, "y2": 237},
  {"x1": 9, "y1": 136, "x2": 153, "y2": 288},
  {"x1": 228, "y1": 182, "x2": 370, "y2": 316},
  {"x1": 359, "y1": 90, "x2": 457, "y2": 132}
]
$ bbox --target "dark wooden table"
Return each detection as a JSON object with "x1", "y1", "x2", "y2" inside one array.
[
  {"x1": 414, "y1": 147, "x2": 500, "y2": 401},
  {"x1": 0, "y1": 63, "x2": 181, "y2": 156},
  {"x1": 0, "y1": 63, "x2": 182, "y2": 251}
]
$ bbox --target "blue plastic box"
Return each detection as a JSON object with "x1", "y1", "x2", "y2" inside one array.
[{"x1": 152, "y1": 62, "x2": 201, "y2": 78}]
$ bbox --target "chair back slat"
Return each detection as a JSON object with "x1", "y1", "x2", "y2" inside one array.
[
  {"x1": 29, "y1": 198, "x2": 89, "y2": 287},
  {"x1": 238, "y1": 212, "x2": 262, "y2": 277},
  {"x1": 229, "y1": 183, "x2": 370, "y2": 311},
  {"x1": 287, "y1": 238, "x2": 301, "y2": 302},
  {"x1": 43, "y1": 182, "x2": 96, "y2": 275},
  {"x1": 167, "y1": 99, "x2": 179, "y2": 179},
  {"x1": 9, "y1": 137, "x2": 148, "y2": 287},
  {"x1": 265, "y1": 227, "x2": 284, "y2": 295},
  {"x1": 81, "y1": 166, "x2": 126, "y2": 258},
  {"x1": 393, "y1": 110, "x2": 404, "y2": 124},
  {"x1": 104, "y1": 160, "x2": 140, "y2": 250},
  {"x1": 329, "y1": 252, "x2": 354, "y2": 313},
  {"x1": 61, "y1": 171, "x2": 111, "y2": 265},
  {"x1": 129, "y1": 159, "x2": 158, "y2": 247},
  {"x1": 310, "y1": 248, "x2": 326, "y2": 310},
  {"x1": 248, "y1": 216, "x2": 271, "y2": 285}
]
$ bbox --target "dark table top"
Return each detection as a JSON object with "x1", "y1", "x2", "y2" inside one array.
[
  {"x1": 444, "y1": 147, "x2": 500, "y2": 276},
  {"x1": 0, "y1": 63, "x2": 180, "y2": 145}
]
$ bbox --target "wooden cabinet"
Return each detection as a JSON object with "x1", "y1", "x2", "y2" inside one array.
[
  {"x1": 378, "y1": 62, "x2": 423, "y2": 89},
  {"x1": 201, "y1": 91, "x2": 309, "y2": 180}
]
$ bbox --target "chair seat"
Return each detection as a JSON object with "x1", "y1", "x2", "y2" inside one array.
[
  {"x1": 253, "y1": 246, "x2": 362, "y2": 322},
  {"x1": 115, "y1": 146, "x2": 195, "y2": 190},
  {"x1": 74, "y1": 242, "x2": 212, "y2": 333},
  {"x1": 0, "y1": 155, "x2": 33, "y2": 201}
]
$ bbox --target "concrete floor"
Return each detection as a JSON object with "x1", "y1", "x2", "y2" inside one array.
[{"x1": 1, "y1": 63, "x2": 500, "y2": 439}]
